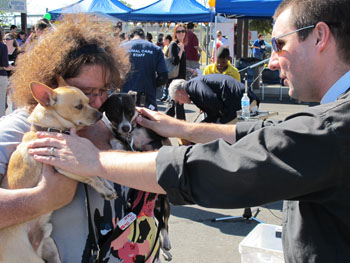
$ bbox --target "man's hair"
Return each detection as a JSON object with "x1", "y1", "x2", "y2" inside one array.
[
  {"x1": 217, "y1": 47, "x2": 230, "y2": 60},
  {"x1": 164, "y1": 34, "x2": 172, "y2": 42},
  {"x1": 168, "y1": 79, "x2": 186, "y2": 100},
  {"x1": 258, "y1": 34, "x2": 263, "y2": 38},
  {"x1": 146, "y1": 32, "x2": 153, "y2": 42},
  {"x1": 11, "y1": 14, "x2": 130, "y2": 108},
  {"x1": 274, "y1": 0, "x2": 350, "y2": 64},
  {"x1": 216, "y1": 30, "x2": 222, "y2": 36},
  {"x1": 187, "y1": 22, "x2": 195, "y2": 30},
  {"x1": 10, "y1": 25, "x2": 17, "y2": 30},
  {"x1": 129, "y1": 27, "x2": 145, "y2": 39}
]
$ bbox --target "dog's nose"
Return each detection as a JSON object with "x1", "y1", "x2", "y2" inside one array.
[{"x1": 122, "y1": 125, "x2": 131, "y2": 133}]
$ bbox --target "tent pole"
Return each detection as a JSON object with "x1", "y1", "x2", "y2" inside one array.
[
  {"x1": 199, "y1": 23, "x2": 202, "y2": 67},
  {"x1": 232, "y1": 18, "x2": 235, "y2": 65},
  {"x1": 214, "y1": 15, "x2": 218, "y2": 61}
]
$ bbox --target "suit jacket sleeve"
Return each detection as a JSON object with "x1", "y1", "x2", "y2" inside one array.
[{"x1": 156, "y1": 102, "x2": 346, "y2": 208}]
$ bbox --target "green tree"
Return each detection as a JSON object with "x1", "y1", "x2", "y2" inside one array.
[
  {"x1": 119, "y1": 0, "x2": 132, "y2": 8},
  {"x1": 250, "y1": 19, "x2": 273, "y2": 35}
]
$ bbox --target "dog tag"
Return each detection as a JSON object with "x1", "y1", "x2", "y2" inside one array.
[{"x1": 117, "y1": 212, "x2": 137, "y2": 230}]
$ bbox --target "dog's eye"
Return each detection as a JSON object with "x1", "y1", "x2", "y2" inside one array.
[{"x1": 75, "y1": 104, "x2": 83, "y2": 110}]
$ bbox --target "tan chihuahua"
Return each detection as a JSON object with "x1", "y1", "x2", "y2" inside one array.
[{"x1": 0, "y1": 81, "x2": 117, "y2": 263}]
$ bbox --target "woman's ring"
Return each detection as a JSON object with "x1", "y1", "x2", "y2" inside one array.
[{"x1": 50, "y1": 147, "x2": 55, "y2": 156}]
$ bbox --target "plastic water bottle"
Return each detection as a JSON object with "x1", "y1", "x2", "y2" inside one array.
[
  {"x1": 241, "y1": 76, "x2": 250, "y2": 119},
  {"x1": 241, "y1": 93, "x2": 250, "y2": 119}
]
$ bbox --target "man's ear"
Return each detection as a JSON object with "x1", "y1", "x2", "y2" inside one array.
[
  {"x1": 314, "y1": 22, "x2": 331, "y2": 53},
  {"x1": 30, "y1": 82, "x2": 57, "y2": 107}
]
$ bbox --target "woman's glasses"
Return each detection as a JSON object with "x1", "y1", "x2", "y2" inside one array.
[
  {"x1": 271, "y1": 25, "x2": 315, "y2": 52},
  {"x1": 176, "y1": 30, "x2": 186, "y2": 34},
  {"x1": 4, "y1": 38, "x2": 13, "y2": 41}
]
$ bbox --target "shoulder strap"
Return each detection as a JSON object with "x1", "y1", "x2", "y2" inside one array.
[{"x1": 84, "y1": 184, "x2": 100, "y2": 262}]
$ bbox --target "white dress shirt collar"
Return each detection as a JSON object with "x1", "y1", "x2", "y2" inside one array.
[{"x1": 321, "y1": 71, "x2": 350, "y2": 104}]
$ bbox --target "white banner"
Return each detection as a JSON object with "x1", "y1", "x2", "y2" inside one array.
[{"x1": 0, "y1": 0, "x2": 27, "y2": 13}]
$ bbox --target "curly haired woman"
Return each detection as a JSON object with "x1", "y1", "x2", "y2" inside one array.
[{"x1": 0, "y1": 14, "x2": 161, "y2": 263}]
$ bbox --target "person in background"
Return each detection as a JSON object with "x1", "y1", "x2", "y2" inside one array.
[
  {"x1": 0, "y1": 31, "x2": 13, "y2": 117},
  {"x1": 203, "y1": 47, "x2": 241, "y2": 82},
  {"x1": 160, "y1": 34, "x2": 173, "y2": 102},
  {"x1": 162, "y1": 34, "x2": 172, "y2": 54},
  {"x1": 146, "y1": 32, "x2": 153, "y2": 43},
  {"x1": 3, "y1": 33, "x2": 19, "y2": 77},
  {"x1": 119, "y1": 32, "x2": 126, "y2": 42},
  {"x1": 156, "y1": 33, "x2": 164, "y2": 48},
  {"x1": 16, "y1": 31, "x2": 27, "y2": 47},
  {"x1": 121, "y1": 27, "x2": 168, "y2": 110},
  {"x1": 211, "y1": 30, "x2": 229, "y2": 62},
  {"x1": 25, "y1": 18, "x2": 51, "y2": 47},
  {"x1": 3, "y1": 33, "x2": 19, "y2": 112},
  {"x1": 216, "y1": 30, "x2": 229, "y2": 48},
  {"x1": 9, "y1": 25, "x2": 17, "y2": 38},
  {"x1": 252, "y1": 34, "x2": 267, "y2": 60},
  {"x1": 168, "y1": 74, "x2": 259, "y2": 124},
  {"x1": 164, "y1": 23, "x2": 187, "y2": 120},
  {"x1": 185, "y1": 22, "x2": 201, "y2": 79},
  {"x1": 27, "y1": 1, "x2": 350, "y2": 262}
]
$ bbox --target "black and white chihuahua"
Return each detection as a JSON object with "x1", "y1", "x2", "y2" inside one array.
[
  {"x1": 101, "y1": 91, "x2": 167, "y2": 151},
  {"x1": 100, "y1": 91, "x2": 172, "y2": 261}
]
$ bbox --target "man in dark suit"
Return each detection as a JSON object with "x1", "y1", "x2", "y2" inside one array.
[{"x1": 168, "y1": 74, "x2": 259, "y2": 124}]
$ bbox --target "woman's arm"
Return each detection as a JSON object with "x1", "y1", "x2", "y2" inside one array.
[{"x1": 0, "y1": 165, "x2": 77, "y2": 229}]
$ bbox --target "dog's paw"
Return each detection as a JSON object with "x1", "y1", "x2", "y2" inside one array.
[
  {"x1": 161, "y1": 250, "x2": 173, "y2": 261},
  {"x1": 90, "y1": 177, "x2": 118, "y2": 200},
  {"x1": 102, "y1": 190, "x2": 118, "y2": 200},
  {"x1": 160, "y1": 228, "x2": 171, "y2": 251}
]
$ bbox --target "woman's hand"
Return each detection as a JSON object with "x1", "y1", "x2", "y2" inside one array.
[
  {"x1": 37, "y1": 164, "x2": 78, "y2": 211},
  {"x1": 27, "y1": 128, "x2": 103, "y2": 178},
  {"x1": 178, "y1": 42, "x2": 184, "y2": 52}
]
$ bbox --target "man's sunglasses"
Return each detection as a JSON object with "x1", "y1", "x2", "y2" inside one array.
[
  {"x1": 271, "y1": 25, "x2": 315, "y2": 53},
  {"x1": 176, "y1": 30, "x2": 186, "y2": 34}
]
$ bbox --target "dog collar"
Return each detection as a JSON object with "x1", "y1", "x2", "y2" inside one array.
[{"x1": 33, "y1": 124, "x2": 71, "y2": 135}]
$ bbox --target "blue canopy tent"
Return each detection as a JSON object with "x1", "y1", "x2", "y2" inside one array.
[
  {"x1": 215, "y1": 0, "x2": 282, "y2": 18},
  {"x1": 49, "y1": 0, "x2": 132, "y2": 21},
  {"x1": 128, "y1": 0, "x2": 214, "y2": 22}
]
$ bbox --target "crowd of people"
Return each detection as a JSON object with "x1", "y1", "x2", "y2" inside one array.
[{"x1": 1, "y1": 0, "x2": 349, "y2": 262}]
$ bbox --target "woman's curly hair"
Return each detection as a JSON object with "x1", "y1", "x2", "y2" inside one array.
[{"x1": 11, "y1": 14, "x2": 130, "y2": 108}]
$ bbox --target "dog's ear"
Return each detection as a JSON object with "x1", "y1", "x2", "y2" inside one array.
[
  {"x1": 56, "y1": 75, "x2": 68, "y2": 87},
  {"x1": 128, "y1": 90, "x2": 137, "y2": 105},
  {"x1": 30, "y1": 82, "x2": 57, "y2": 107}
]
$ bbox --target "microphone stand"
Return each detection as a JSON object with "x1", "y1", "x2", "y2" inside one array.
[
  {"x1": 213, "y1": 207, "x2": 264, "y2": 223},
  {"x1": 238, "y1": 58, "x2": 270, "y2": 91},
  {"x1": 238, "y1": 58, "x2": 270, "y2": 73},
  {"x1": 212, "y1": 62, "x2": 269, "y2": 223}
]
